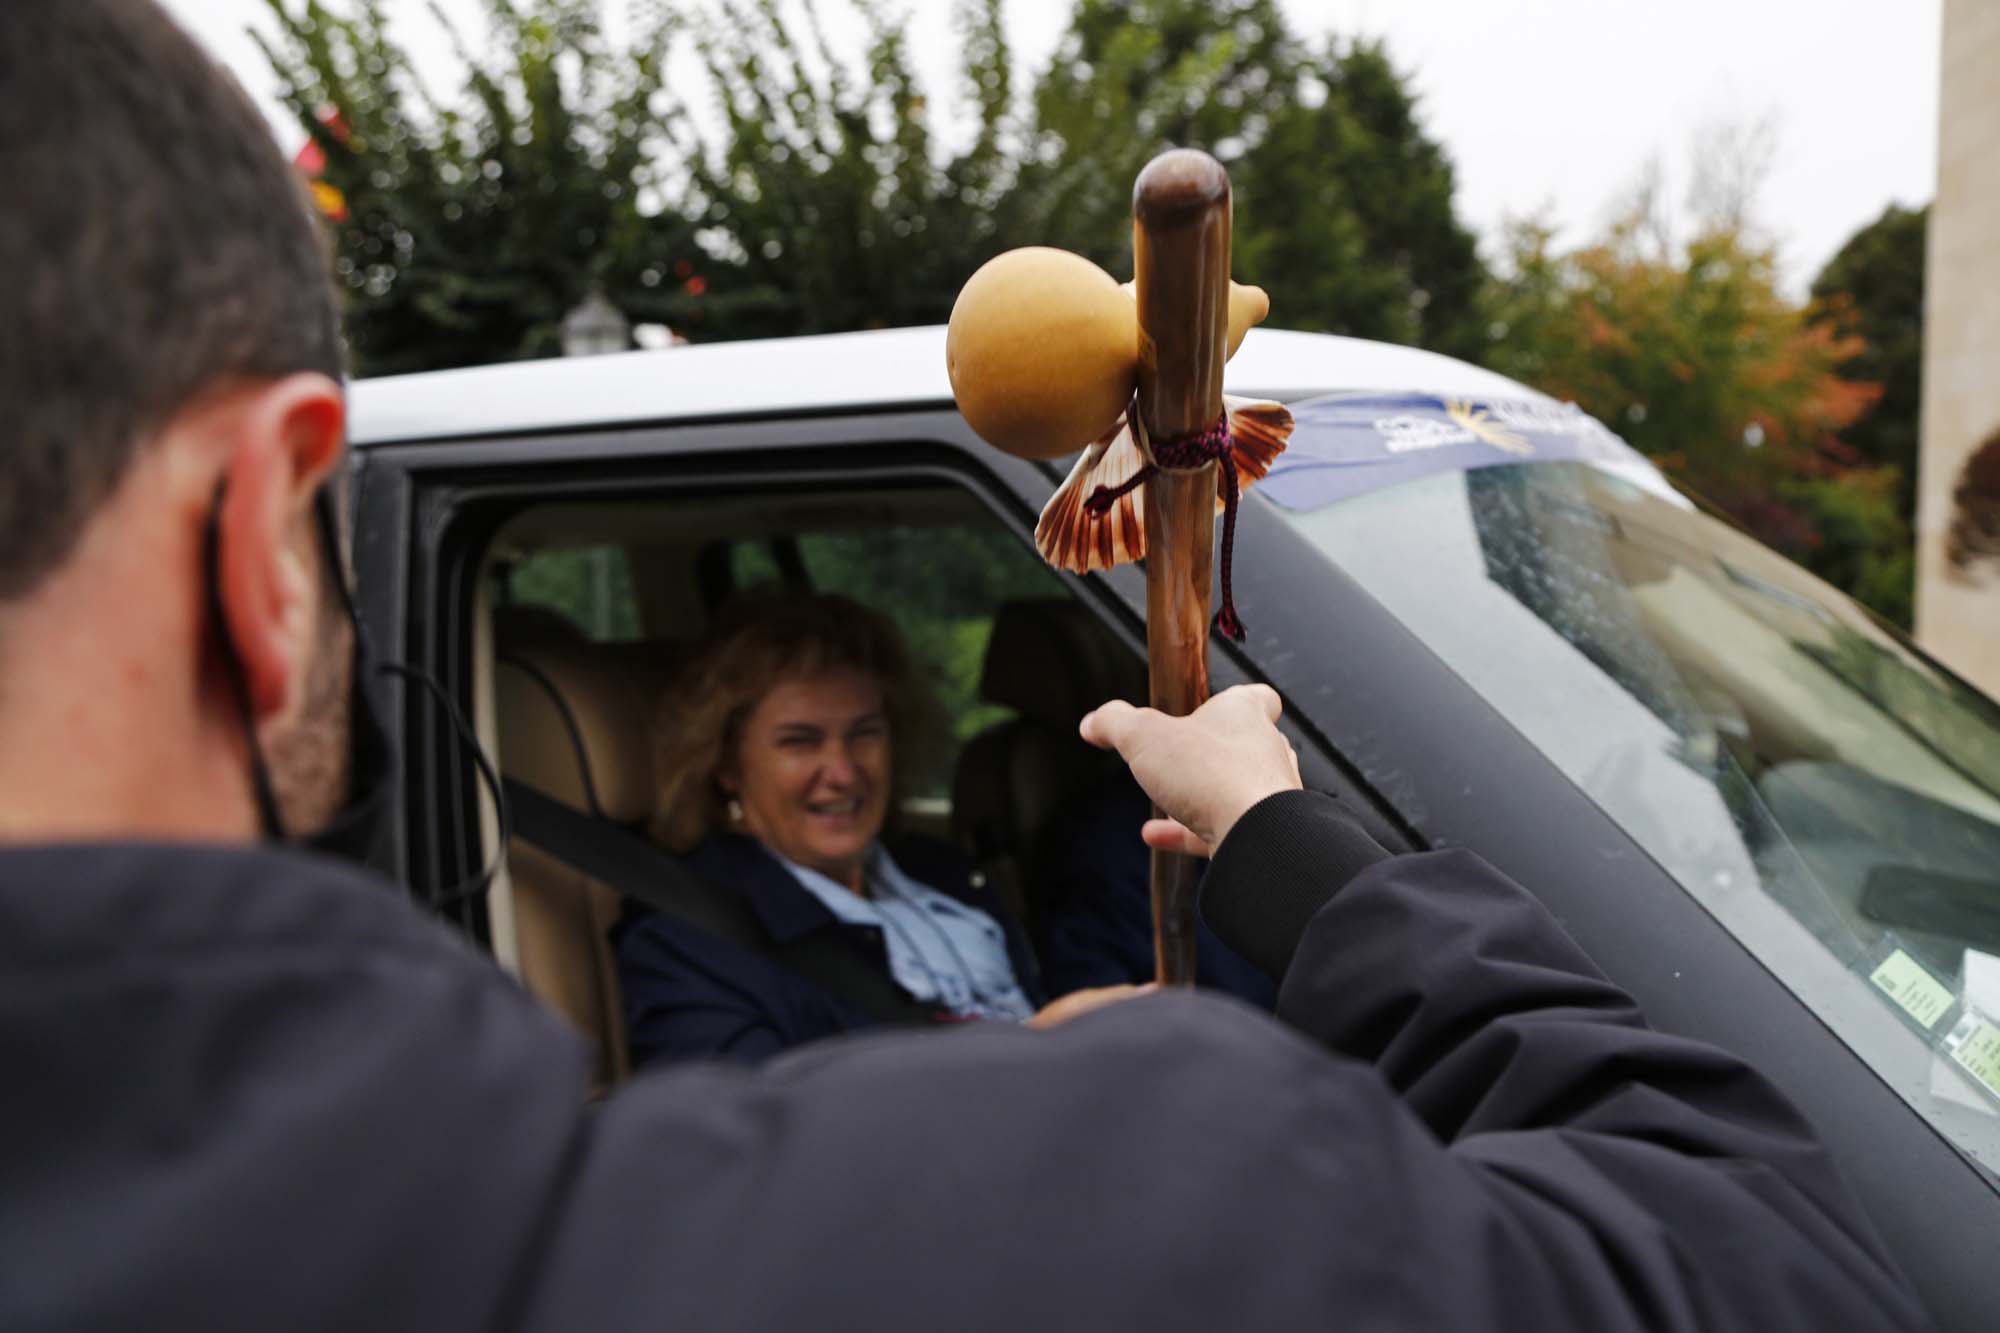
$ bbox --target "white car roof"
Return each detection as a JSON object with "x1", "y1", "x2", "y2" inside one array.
[{"x1": 347, "y1": 324, "x2": 1547, "y2": 447}]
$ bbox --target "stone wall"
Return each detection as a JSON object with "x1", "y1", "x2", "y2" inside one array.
[{"x1": 1917, "y1": 0, "x2": 2000, "y2": 691}]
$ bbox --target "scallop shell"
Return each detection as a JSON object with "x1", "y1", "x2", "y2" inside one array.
[{"x1": 1034, "y1": 396, "x2": 1295, "y2": 573}]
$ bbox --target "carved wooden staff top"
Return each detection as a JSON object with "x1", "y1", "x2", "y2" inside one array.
[{"x1": 945, "y1": 147, "x2": 1294, "y2": 986}]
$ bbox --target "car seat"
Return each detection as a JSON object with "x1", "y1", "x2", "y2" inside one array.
[
  {"x1": 951, "y1": 599, "x2": 1144, "y2": 925},
  {"x1": 493, "y1": 607, "x2": 683, "y2": 1093}
]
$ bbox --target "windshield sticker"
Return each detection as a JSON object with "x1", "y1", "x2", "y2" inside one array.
[
  {"x1": 1943, "y1": 1011, "x2": 2000, "y2": 1109},
  {"x1": 1257, "y1": 392, "x2": 1660, "y2": 512},
  {"x1": 1870, "y1": 949, "x2": 1956, "y2": 1032}
]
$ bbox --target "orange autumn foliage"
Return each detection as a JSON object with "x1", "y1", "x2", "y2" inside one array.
[{"x1": 1483, "y1": 212, "x2": 1908, "y2": 623}]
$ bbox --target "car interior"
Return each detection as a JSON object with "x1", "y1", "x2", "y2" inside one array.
[{"x1": 467, "y1": 485, "x2": 1145, "y2": 1093}]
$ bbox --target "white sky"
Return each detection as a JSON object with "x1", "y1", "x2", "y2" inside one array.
[{"x1": 162, "y1": 0, "x2": 1940, "y2": 296}]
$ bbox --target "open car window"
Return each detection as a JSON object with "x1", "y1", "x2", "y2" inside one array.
[{"x1": 1280, "y1": 451, "x2": 2000, "y2": 1178}]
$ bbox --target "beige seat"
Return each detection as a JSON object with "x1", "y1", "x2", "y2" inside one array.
[
  {"x1": 951, "y1": 599, "x2": 1144, "y2": 924},
  {"x1": 493, "y1": 609, "x2": 683, "y2": 1093}
]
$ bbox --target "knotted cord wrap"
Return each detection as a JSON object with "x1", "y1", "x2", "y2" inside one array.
[
  {"x1": 1084, "y1": 411, "x2": 1247, "y2": 641},
  {"x1": 1083, "y1": 462, "x2": 1153, "y2": 516}
]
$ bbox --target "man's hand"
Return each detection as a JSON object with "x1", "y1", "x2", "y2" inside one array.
[{"x1": 1079, "y1": 684, "x2": 1302, "y2": 858}]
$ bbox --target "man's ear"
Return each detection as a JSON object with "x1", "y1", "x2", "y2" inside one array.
[{"x1": 214, "y1": 373, "x2": 346, "y2": 721}]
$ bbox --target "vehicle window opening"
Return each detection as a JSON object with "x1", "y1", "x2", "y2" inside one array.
[{"x1": 477, "y1": 481, "x2": 1145, "y2": 1092}]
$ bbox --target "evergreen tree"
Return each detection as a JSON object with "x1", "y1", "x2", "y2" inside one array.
[
  {"x1": 659, "y1": 0, "x2": 1024, "y2": 338},
  {"x1": 1237, "y1": 41, "x2": 1484, "y2": 358},
  {"x1": 262, "y1": 0, "x2": 1485, "y2": 372},
  {"x1": 1025, "y1": 1, "x2": 1486, "y2": 354},
  {"x1": 1809, "y1": 203, "x2": 1928, "y2": 519}
]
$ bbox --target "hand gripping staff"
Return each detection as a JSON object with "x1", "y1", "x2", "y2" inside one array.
[{"x1": 944, "y1": 148, "x2": 1294, "y2": 985}]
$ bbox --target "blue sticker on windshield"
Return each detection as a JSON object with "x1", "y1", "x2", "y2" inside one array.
[{"x1": 1257, "y1": 392, "x2": 1654, "y2": 512}]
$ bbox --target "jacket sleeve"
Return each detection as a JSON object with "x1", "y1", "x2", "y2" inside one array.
[
  {"x1": 500, "y1": 791, "x2": 1929, "y2": 1331},
  {"x1": 1205, "y1": 790, "x2": 1931, "y2": 1328}
]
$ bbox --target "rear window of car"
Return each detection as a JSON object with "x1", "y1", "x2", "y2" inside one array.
[
  {"x1": 1281, "y1": 455, "x2": 2000, "y2": 1178},
  {"x1": 499, "y1": 545, "x2": 642, "y2": 642}
]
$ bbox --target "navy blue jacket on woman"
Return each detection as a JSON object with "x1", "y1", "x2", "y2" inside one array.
[
  {"x1": 613, "y1": 831, "x2": 1046, "y2": 1067},
  {"x1": 0, "y1": 792, "x2": 1931, "y2": 1329},
  {"x1": 1036, "y1": 773, "x2": 1275, "y2": 1008}
]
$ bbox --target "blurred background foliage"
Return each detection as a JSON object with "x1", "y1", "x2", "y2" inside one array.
[
  {"x1": 263, "y1": 0, "x2": 1924, "y2": 627},
  {"x1": 1482, "y1": 178, "x2": 1922, "y2": 627}
]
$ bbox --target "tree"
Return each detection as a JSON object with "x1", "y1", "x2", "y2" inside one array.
[
  {"x1": 656, "y1": 0, "x2": 1027, "y2": 339},
  {"x1": 259, "y1": 0, "x2": 704, "y2": 375},
  {"x1": 264, "y1": 0, "x2": 1039, "y2": 359},
  {"x1": 1235, "y1": 41, "x2": 1486, "y2": 357},
  {"x1": 264, "y1": 0, "x2": 1486, "y2": 373},
  {"x1": 1809, "y1": 203, "x2": 1928, "y2": 517},
  {"x1": 1025, "y1": 1, "x2": 1487, "y2": 355},
  {"x1": 1021, "y1": 0, "x2": 1292, "y2": 272},
  {"x1": 1483, "y1": 205, "x2": 1913, "y2": 624}
]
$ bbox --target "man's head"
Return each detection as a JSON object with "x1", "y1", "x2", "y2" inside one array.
[{"x1": 0, "y1": 0, "x2": 355, "y2": 840}]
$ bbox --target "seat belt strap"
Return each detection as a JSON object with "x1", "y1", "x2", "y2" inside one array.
[{"x1": 503, "y1": 778, "x2": 944, "y2": 1026}]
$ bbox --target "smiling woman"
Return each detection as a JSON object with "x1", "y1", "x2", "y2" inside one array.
[
  {"x1": 729, "y1": 671, "x2": 893, "y2": 894},
  {"x1": 615, "y1": 590, "x2": 1052, "y2": 1067},
  {"x1": 647, "y1": 590, "x2": 922, "y2": 860}
]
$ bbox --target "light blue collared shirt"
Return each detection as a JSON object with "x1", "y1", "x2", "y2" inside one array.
[{"x1": 773, "y1": 845, "x2": 1035, "y2": 1022}]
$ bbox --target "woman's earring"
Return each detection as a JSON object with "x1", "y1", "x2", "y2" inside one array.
[{"x1": 726, "y1": 797, "x2": 744, "y2": 825}]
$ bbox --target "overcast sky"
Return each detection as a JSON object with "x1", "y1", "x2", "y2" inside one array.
[{"x1": 162, "y1": 0, "x2": 1940, "y2": 296}]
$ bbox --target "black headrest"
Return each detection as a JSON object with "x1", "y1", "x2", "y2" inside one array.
[{"x1": 979, "y1": 599, "x2": 1143, "y2": 727}]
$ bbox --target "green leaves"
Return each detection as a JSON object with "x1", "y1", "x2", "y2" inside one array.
[
  {"x1": 1482, "y1": 205, "x2": 1912, "y2": 626},
  {"x1": 1022, "y1": 7, "x2": 1485, "y2": 354},
  {"x1": 260, "y1": 0, "x2": 1484, "y2": 373},
  {"x1": 263, "y1": 0, "x2": 692, "y2": 371}
]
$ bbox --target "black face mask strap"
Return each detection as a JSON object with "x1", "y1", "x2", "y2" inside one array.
[
  {"x1": 315, "y1": 488, "x2": 509, "y2": 909},
  {"x1": 203, "y1": 484, "x2": 291, "y2": 842},
  {"x1": 314, "y1": 488, "x2": 361, "y2": 619},
  {"x1": 210, "y1": 485, "x2": 508, "y2": 911},
  {"x1": 381, "y1": 659, "x2": 510, "y2": 912}
]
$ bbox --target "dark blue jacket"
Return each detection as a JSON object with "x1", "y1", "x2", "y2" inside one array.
[
  {"x1": 613, "y1": 832, "x2": 1045, "y2": 1068},
  {"x1": 0, "y1": 795, "x2": 1931, "y2": 1329},
  {"x1": 1036, "y1": 774, "x2": 1275, "y2": 1007}
]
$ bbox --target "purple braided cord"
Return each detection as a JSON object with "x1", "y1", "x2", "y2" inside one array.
[{"x1": 1085, "y1": 413, "x2": 1245, "y2": 641}]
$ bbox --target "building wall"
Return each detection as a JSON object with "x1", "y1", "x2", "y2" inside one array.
[{"x1": 1917, "y1": 0, "x2": 2000, "y2": 691}]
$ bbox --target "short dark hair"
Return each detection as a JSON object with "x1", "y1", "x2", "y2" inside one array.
[{"x1": 0, "y1": 0, "x2": 343, "y2": 601}]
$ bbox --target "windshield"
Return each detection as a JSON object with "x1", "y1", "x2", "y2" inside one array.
[{"x1": 1272, "y1": 442, "x2": 2000, "y2": 1176}]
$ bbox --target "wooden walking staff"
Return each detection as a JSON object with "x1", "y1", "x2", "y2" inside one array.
[
  {"x1": 943, "y1": 148, "x2": 1294, "y2": 989},
  {"x1": 1131, "y1": 149, "x2": 1231, "y2": 985}
]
